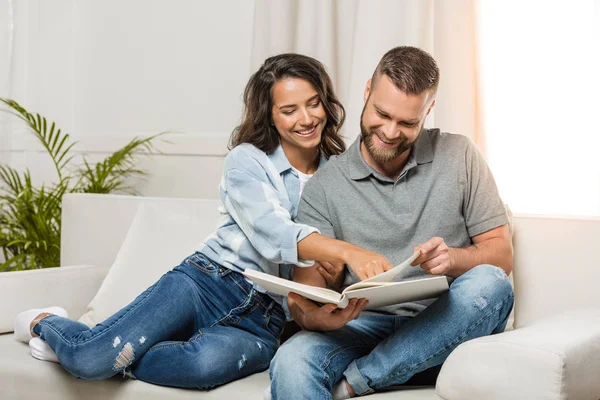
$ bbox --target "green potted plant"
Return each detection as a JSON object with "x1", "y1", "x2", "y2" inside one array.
[{"x1": 0, "y1": 98, "x2": 165, "y2": 272}]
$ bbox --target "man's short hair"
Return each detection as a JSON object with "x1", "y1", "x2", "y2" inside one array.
[{"x1": 373, "y1": 46, "x2": 440, "y2": 95}]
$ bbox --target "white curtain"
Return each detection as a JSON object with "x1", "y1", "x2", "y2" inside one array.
[
  {"x1": 0, "y1": 0, "x2": 14, "y2": 162},
  {"x1": 252, "y1": 0, "x2": 482, "y2": 147}
]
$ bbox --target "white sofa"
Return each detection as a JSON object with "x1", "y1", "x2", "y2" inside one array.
[{"x1": 1, "y1": 193, "x2": 599, "y2": 400}]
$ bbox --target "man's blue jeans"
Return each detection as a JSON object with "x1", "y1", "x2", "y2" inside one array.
[
  {"x1": 269, "y1": 264, "x2": 514, "y2": 399},
  {"x1": 32, "y1": 253, "x2": 285, "y2": 389}
]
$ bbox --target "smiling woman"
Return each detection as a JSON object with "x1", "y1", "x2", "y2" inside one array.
[
  {"x1": 13, "y1": 53, "x2": 348, "y2": 390},
  {"x1": 229, "y1": 53, "x2": 346, "y2": 161},
  {"x1": 272, "y1": 78, "x2": 327, "y2": 174}
]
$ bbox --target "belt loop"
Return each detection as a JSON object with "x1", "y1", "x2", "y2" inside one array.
[{"x1": 264, "y1": 299, "x2": 275, "y2": 316}]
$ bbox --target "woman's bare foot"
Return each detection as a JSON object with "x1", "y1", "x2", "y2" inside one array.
[{"x1": 29, "y1": 313, "x2": 54, "y2": 337}]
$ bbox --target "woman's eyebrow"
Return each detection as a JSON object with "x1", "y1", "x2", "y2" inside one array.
[
  {"x1": 279, "y1": 94, "x2": 320, "y2": 109},
  {"x1": 305, "y1": 94, "x2": 320, "y2": 103}
]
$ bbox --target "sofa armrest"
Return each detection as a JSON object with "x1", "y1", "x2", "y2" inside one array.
[
  {"x1": 0, "y1": 265, "x2": 109, "y2": 334},
  {"x1": 436, "y1": 309, "x2": 600, "y2": 400}
]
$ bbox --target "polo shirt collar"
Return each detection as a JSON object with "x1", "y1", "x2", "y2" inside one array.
[
  {"x1": 412, "y1": 128, "x2": 434, "y2": 165},
  {"x1": 348, "y1": 138, "x2": 372, "y2": 180},
  {"x1": 269, "y1": 143, "x2": 327, "y2": 175},
  {"x1": 348, "y1": 129, "x2": 434, "y2": 181}
]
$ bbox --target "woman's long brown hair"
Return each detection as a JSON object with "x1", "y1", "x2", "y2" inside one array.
[{"x1": 229, "y1": 53, "x2": 345, "y2": 158}]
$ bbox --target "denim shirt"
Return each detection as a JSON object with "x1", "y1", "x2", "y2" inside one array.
[{"x1": 198, "y1": 143, "x2": 326, "y2": 292}]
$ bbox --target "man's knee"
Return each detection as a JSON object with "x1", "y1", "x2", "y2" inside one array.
[
  {"x1": 270, "y1": 331, "x2": 320, "y2": 378},
  {"x1": 271, "y1": 333, "x2": 307, "y2": 369},
  {"x1": 454, "y1": 264, "x2": 514, "y2": 307}
]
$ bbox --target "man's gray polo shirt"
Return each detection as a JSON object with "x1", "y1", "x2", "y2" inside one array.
[{"x1": 296, "y1": 129, "x2": 509, "y2": 316}]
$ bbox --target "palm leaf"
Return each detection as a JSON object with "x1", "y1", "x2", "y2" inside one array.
[
  {"x1": 0, "y1": 178, "x2": 65, "y2": 270},
  {"x1": 0, "y1": 98, "x2": 166, "y2": 270},
  {"x1": 0, "y1": 165, "x2": 26, "y2": 198},
  {"x1": 0, "y1": 98, "x2": 76, "y2": 180},
  {"x1": 75, "y1": 133, "x2": 165, "y2": 194},
  {"x1": 0, "y1": 253, "x2": 28, "y2": 272}
]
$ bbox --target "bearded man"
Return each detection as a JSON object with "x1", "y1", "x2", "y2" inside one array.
[{"x1": 267, "y1": 46, "x2": 514, "y2": 400}]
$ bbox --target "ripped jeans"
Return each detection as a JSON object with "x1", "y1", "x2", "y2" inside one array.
[
  {"x1": 270, "y1": 264, "x2": 515, "y2": 399},
  {"x1": 32, "y1": 253, "x2": 285, "y2": 389}
]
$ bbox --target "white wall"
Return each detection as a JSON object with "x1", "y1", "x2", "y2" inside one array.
[
  {"x1": 2, "y1": 0, "x2": 256, "y2": 199},
  {"x1": 5, "y1": 1, "x2": 598, "y2": 215},
  {"x1": 0, "y1": 0, "x2": 13, "y2": 163}
]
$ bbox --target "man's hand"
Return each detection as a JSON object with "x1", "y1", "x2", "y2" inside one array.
[
  {"x1": 412, "y1": 237, "x2": 452, "y2": 275},
  {"x1": 316, "y1": 261, "x2": 345, "y2": 289},
  {"x1": 288, "y1": 293, "x2": 368, "y2": 331},
  {"x1": 345, "y1": 248, "x2": 395, "y2": 280}
]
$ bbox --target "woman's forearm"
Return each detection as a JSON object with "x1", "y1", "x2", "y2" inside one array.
[
  {"x1": 297, "y1": 232, "x2": 395, "y2": 281},
  {"x1": 297, "y1": 232, "x2": 356, "y2": 264}
]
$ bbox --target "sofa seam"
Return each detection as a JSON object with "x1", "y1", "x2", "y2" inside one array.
[{"x1": 457, "y1": 339, "x2": 569, "y2": 359}]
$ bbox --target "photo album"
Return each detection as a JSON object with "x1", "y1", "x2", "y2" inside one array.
[{"x1": 244, "y1": 251, "x2": 449, "y2": 309}]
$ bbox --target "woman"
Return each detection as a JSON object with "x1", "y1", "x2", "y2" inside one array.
[{"x1": 13, "y1": 53, "x2": 390, "y2": 389}]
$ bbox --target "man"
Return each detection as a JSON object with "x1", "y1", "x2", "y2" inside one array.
[{"x1": 268, "y1": 46, "x2": 514, "y2": 399}]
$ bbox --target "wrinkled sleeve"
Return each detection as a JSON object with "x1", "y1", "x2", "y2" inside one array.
[
  {"x1": 296, "y1": 176, "x2": 335, "y2": 240},
  {"x1": 463, "y1": 139, "x2": 509, "y2": 237},
  {"x1": 223, "y1": 164, "x2": 318, "y2": 266}
]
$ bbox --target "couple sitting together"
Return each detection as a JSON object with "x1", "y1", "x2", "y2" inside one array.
[{"x1": 14, "y1": 46, "x2": 514, "y2": 399}]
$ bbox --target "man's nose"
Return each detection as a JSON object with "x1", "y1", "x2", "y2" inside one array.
[{"x1": 381, "y1": 122, "x2": 401, "y2": 140}]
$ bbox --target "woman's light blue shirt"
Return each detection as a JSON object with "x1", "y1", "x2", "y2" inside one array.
[{"x1": 198, "y1": 143, "x2": 326, "y2": 286}]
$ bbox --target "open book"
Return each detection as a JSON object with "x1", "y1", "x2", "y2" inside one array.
[{"x1": 243, "y1": 251, "x2": 449, "y2": 310}]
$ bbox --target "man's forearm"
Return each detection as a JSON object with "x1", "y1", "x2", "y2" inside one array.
[{"x1": 449, "y1": 237, "x2": 513, "y2": 277}]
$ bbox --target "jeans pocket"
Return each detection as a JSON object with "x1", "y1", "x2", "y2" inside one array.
[
  {"x1": 222, "y1": 292, "x2": 261, "y2": 326},
  {"x1": 186, "y1": 253, "x2": 222, "y2": 274}
]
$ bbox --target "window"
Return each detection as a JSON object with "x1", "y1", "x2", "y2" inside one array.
[{"x1": 478, "y1": 0, "x2": 600, "y2": 216}]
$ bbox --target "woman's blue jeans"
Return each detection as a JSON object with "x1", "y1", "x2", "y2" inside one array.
[
  {"x1": 32, "y1": 253, "x2": 285, "y2": 389},
  {"x1": 269, "y1": 264, "x2": 515, "y2": 399}
]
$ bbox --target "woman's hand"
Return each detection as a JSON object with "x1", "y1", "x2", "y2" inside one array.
[
  {"x1": 344, "y1": 248, "x2": 395, "y2": 280},
  {"x1": 297, "y1": 233, "x2": 394, "y2": 281},
  {"x1": 316, "y1": 261, "x2": 345, "y2": 289}
]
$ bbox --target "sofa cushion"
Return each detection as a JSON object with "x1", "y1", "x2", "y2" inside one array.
[
  {"x1": 0, "y1": 333, "x2": 271, "y2": 399},
  {"x1": 511, "y1": 215, "x2": 600, "y2": 328},
  {"x1": 0, "y1": 265, "x2": 108, "y2": 334},
  {"x1": 0, "y1": 334, "x2": 438, "y2": 399},
  {"x1": 504, "y1": 203, "x2": 515, "y2": 331},
  {"x1": 79, "y1": 203, "x2": 213, "y2": 327},
  {"x1": 435, "y1": 308, "x2": 600, "y2": 400}
]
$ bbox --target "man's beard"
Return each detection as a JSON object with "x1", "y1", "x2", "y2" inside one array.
[{"x1": 360, "y1": 119, "x2": 415, "y2": 163}]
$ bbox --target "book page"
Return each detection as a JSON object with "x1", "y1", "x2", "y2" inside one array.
[
  {"x1": 343, "y1": 275, "x2": 449, "y2": 309},
  {"x1": 243, "y1": 269, "x2": 343, "y2": 305},
  {"x1": 342, "y1": 251, "x2": 421, "y2": 294}
]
